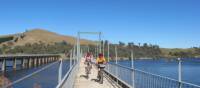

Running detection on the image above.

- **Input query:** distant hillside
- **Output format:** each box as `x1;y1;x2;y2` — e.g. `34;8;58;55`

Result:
1;29;200;58
0;29;95;46
161;48;200;58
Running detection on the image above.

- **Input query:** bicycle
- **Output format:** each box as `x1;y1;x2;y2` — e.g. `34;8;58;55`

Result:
97;64;106;84
85;61;92;79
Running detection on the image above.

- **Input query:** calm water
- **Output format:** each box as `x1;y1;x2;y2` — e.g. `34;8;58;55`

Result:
114;58;200;85
1;58;200;88
0;60;72;88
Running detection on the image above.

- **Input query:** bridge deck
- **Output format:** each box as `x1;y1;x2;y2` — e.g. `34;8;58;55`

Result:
73;58;118;88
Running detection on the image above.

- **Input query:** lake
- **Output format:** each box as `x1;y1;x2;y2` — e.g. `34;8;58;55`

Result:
112;58;200;86
0;60;72;88
1;58;200;88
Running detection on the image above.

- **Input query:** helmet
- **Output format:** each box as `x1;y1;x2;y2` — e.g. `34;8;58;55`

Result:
86;52;91;57
99;53;103;57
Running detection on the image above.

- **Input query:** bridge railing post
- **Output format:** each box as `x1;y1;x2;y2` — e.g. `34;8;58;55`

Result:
178;58;182;88
72;49;74;66
99;32;102;53
115;45;118;84
131;51;135;88
70;50;72;69
103;40;104;56
58;58;63;84
107;41;110;73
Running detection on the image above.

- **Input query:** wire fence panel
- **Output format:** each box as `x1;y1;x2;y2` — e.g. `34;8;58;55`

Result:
105;63;200;88
1;60;72;88
58;62;78;88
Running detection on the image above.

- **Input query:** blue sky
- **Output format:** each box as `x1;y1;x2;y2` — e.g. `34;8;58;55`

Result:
0;0;200;48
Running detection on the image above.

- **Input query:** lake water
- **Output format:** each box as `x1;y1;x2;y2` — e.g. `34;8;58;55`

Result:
112;58;200;86
0;60;72;88
1;58;200;88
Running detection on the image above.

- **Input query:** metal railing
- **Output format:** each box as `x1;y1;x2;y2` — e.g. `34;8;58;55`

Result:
56;60;79;88
56;45;81;88
105;63;200;88
0;54;60;58
0;51;74;88
1;60;63;88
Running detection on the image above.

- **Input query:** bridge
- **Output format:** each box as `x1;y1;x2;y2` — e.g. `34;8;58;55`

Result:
0;54;60;72
1;32;200;88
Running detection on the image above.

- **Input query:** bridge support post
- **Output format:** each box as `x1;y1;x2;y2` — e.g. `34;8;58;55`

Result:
29;58;32;68
41;58;43;64
49;57;50;63
25;59;28;68
43;57;46;64
47;57;49;63
44;57;46;64
51;57;53;62
49;57;52;63
48;57;50;63
21;58;26;69
26;59;28;68
49;57;51;63
56;57;58;61
1;59;6;72
43;58;45;64
46;57;48;64
34;58;37;67
13;58;17;70
44;58;46;64
38;58;41;66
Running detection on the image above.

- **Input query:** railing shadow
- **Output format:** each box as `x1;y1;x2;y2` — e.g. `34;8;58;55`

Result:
91;79;99;82
80;75;89;79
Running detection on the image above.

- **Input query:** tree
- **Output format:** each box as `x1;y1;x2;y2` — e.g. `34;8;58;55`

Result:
128;42;134;48
119;41;125;47
143;43;148;47
104;40;108;45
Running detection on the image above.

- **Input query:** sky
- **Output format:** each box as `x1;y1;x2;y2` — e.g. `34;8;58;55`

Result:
0;0;200;48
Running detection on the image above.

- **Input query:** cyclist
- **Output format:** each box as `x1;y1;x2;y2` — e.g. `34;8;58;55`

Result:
84;52;93;79
96;53;106;84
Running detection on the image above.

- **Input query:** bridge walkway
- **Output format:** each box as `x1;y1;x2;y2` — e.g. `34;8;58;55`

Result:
73;58;119;88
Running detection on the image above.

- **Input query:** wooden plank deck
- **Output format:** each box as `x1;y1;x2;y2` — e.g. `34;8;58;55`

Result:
73;58;118;88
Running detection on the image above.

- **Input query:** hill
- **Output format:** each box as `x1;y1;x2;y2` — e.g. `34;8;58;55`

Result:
0;29;199;58
161;48;200;58
0;29;95;46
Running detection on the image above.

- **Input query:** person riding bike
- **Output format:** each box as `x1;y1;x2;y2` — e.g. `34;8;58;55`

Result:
84;52;93;79
96;53;106;84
